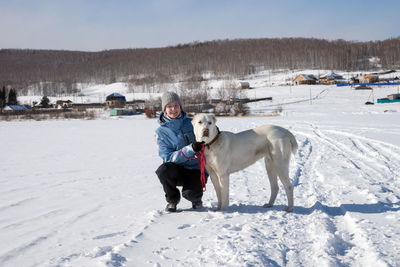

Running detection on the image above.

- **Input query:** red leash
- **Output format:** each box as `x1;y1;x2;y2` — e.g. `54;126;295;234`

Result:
197;144;207;192
180;145;207;192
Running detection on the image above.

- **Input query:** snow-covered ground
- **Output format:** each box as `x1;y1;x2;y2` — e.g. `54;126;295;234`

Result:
16;69;400;106
1;81;400;266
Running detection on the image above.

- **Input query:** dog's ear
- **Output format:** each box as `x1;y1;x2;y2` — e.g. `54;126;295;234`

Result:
191;114;198;126
211;114;217;124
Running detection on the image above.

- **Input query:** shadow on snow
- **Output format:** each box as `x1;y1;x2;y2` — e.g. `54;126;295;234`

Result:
222;201;399;216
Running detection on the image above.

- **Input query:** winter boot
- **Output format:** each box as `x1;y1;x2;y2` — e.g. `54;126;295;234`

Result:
165;202;177;212
192;201;204;210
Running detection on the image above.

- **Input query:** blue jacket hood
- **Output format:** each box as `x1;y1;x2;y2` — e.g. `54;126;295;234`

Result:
155;112;199;169
158;112;186;130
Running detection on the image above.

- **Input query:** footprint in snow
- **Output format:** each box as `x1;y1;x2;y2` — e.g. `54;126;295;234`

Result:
177;224;192;229
222;223;243;231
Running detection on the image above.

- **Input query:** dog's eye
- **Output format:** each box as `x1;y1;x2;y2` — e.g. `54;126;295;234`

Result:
198;121;202;124
208;122;212;125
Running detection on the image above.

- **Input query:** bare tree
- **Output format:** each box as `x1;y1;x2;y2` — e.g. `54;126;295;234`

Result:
1;37;400;96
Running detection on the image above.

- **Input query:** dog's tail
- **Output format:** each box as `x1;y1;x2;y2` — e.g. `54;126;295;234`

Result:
288;131;298;156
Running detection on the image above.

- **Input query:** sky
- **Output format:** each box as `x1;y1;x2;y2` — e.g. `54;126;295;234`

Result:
1;0;400;51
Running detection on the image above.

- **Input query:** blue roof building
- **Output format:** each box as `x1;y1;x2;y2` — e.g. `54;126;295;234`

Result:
106;93;126;108
321;72;343;80
3;105;31;111
106;93;126;101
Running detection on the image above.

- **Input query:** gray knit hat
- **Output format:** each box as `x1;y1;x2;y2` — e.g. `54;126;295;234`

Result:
161;91;182;111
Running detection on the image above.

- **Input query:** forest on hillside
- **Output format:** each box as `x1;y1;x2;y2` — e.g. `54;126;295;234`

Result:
1;37;400;96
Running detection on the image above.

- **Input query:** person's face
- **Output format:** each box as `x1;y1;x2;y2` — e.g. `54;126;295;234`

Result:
165;101;181;119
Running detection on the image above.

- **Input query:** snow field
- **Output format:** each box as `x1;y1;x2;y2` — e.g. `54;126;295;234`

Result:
1;84;400;266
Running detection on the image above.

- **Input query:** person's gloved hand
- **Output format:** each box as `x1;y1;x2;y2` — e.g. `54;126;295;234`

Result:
192;141;205;152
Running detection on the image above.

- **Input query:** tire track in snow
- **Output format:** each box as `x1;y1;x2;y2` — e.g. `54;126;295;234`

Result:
326;129;400;183
0;209;65;230
285;132;357;266
291;132;335;206
110;210;217;267
335;214;387;267
0;197;37;213
297;124;399;266
0;234;56;266
291;136;312;187
55;209;165;267
311;126;400;202
1;204;107;266
331;131;400;181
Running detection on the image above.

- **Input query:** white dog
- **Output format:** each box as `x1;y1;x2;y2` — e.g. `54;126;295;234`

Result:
192;114;298;212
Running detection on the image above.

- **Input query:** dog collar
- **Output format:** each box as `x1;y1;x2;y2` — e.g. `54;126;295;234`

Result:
205;127;220;149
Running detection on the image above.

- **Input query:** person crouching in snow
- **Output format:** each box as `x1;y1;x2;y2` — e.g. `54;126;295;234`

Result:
155;91;206;212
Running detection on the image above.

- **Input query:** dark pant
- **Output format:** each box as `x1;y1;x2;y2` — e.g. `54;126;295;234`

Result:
156;162;205;204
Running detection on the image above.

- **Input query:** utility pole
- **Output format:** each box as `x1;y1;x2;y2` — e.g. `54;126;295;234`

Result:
269;70;271;86
372;88;375;103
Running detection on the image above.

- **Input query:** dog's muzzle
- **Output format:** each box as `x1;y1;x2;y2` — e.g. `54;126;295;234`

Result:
202;128;209;137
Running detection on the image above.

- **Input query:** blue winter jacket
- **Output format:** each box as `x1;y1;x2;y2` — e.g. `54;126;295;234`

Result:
155;112;199;170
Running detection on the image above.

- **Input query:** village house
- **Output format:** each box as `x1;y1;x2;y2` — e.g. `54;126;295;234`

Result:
72;103;106;112
377;93;400;103
388;93;400;100
3;105;31;111
55;100;73;109
293;74;318;85
106;93;126;108
319;72;344;85
350;76;360;83
126;100;146;111
236;81;250;89
359;74;379;83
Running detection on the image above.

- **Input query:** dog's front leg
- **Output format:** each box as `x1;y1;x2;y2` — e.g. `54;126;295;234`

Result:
208;169;222;210
219;174;230;210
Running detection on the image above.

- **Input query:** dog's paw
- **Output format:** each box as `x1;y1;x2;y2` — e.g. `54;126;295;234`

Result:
283;206;293;212
263;203;273;208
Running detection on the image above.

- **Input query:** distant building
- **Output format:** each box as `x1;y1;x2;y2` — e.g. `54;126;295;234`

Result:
236;81;250;89
350;77;360;83
126;100;146;111
293;74;318;85
320;72;344;85
388;94;400;100
106;93;126;108
3;105;31;111
72;103;106;111
359;74;379;83
55;100;73;109
109;108;138;116
377;93;400;103
354;85;372;90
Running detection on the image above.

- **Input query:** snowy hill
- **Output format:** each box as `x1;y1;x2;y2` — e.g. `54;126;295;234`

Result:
1;74;400;266
16;69;400;107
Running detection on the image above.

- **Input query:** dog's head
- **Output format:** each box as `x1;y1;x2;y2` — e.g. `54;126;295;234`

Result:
192;113;218;143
